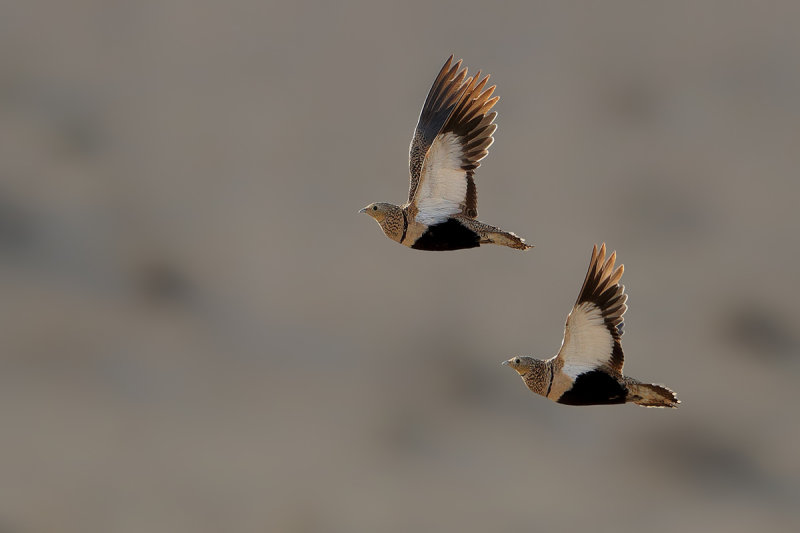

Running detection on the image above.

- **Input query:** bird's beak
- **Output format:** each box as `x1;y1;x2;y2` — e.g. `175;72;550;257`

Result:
501;360;509;366
358;207;367;214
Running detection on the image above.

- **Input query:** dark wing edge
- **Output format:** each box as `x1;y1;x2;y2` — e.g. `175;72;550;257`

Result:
408;56;471;203
439;71;499;218
574;243;628;373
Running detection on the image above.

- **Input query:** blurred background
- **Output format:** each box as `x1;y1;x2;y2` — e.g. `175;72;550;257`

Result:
1;1;799;531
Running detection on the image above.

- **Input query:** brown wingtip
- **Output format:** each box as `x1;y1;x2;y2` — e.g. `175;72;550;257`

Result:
575;242;628;322
604;250;617;272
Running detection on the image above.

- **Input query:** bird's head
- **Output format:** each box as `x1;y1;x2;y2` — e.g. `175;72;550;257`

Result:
358;202;396;223
502;356;536;376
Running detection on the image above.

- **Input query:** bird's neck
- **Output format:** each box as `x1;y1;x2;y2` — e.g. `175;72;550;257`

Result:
380;207;407;243
523;359;552;397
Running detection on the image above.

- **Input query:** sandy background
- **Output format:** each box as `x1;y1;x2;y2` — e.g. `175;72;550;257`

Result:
1;1;799;531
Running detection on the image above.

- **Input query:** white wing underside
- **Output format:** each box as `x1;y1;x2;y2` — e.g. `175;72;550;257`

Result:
558;302;615;380
415;132;467;225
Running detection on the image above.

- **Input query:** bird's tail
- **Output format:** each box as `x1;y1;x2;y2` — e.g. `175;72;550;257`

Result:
486;230;532;250
626;381;680;408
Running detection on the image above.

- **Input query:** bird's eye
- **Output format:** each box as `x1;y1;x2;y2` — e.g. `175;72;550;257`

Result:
372;205;378;211
514;358;520;365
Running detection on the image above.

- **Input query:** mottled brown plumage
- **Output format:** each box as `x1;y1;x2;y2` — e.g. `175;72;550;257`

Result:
360;56;532;251
502;244;680;408
363;202;405;242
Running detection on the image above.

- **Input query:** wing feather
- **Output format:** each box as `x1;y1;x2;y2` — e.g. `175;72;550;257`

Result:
556;244;628;378
408;56;471;204
408;57;499;223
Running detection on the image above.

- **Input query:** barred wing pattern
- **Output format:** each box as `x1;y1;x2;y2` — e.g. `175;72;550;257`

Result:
556;244;627;379
408;56;499;225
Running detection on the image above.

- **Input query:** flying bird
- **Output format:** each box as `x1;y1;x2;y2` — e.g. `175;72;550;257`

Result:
502;244;679;407
359;56;532;251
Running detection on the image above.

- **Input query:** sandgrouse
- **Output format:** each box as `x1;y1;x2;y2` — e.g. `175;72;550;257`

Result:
359;56;531;251
503;244;679;407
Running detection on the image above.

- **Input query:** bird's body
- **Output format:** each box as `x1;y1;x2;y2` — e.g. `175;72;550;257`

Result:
360;56;531;251
503;244;679;408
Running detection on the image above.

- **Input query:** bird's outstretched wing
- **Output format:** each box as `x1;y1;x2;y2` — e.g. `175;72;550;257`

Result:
407;56;499;224
555;244;627;379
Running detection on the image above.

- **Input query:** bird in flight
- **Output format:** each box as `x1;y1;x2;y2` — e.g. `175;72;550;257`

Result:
359;56;532;251
502;244;679;407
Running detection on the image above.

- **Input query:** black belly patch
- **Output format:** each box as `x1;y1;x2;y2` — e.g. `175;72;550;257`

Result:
411;219;481;251
557;370;627;406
